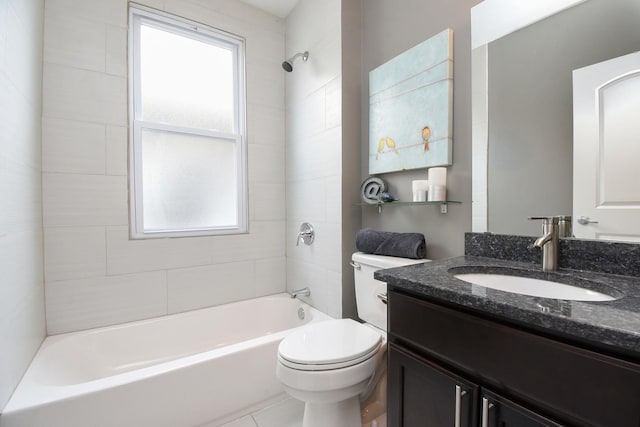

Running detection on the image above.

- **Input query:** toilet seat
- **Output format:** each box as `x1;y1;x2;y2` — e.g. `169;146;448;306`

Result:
278;319;382;371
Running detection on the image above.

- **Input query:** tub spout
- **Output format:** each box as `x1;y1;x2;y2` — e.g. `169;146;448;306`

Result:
290;287;310;299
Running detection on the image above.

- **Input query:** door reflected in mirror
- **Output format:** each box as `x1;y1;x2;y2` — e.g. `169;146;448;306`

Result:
472;0;640;240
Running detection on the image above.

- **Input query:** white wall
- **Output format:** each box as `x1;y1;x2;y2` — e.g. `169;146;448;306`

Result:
285;0;342;318
42;0;287;334
0;0;46;412
285;0;362;319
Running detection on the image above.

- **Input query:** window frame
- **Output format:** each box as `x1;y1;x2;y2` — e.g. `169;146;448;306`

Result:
128;4;248;239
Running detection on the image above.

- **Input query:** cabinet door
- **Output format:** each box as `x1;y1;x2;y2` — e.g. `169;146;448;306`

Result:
481;390;563;427
389;290;640;426
388;343;478;427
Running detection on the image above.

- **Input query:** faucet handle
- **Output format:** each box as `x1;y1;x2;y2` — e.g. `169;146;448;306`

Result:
296;222;315;246
528;216;559;225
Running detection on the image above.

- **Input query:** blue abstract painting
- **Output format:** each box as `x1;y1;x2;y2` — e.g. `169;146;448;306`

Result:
369;29;453;174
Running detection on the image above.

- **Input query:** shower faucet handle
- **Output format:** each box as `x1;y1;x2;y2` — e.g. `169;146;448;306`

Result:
296;222;315;246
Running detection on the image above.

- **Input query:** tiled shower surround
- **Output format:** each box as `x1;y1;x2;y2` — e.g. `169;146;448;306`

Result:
42;0;287;334
40;0;363;335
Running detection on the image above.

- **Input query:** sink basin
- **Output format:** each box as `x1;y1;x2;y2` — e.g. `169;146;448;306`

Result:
453;273;618;302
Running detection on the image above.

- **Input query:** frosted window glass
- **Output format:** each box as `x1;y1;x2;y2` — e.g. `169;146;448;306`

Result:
141;129;238;231
140;25;234;132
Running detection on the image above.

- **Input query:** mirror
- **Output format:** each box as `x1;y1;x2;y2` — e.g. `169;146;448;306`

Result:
471;0;640;238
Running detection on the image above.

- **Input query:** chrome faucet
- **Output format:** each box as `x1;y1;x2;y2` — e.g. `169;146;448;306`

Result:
290;287;311;299
296;223;315;246
529;216;560;272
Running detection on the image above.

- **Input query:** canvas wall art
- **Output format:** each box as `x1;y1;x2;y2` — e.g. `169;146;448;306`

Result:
369;29;453;174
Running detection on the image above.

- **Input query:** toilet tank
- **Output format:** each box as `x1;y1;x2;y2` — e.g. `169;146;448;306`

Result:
351;252;428;331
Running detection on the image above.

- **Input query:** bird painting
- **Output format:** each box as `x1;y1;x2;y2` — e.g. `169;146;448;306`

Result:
385;137;399;154
375;138;385;160
375;136;400;160
422;126;431;151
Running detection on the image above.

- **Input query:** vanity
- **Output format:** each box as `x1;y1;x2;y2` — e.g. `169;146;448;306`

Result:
377;233;640;426
375;1;640;423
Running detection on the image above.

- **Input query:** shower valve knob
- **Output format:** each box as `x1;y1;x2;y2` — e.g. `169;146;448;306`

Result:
296;223;315;246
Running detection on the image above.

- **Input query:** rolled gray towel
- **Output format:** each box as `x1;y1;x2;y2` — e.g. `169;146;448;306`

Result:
355;228;426;259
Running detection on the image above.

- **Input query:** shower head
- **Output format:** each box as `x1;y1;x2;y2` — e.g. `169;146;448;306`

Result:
282;51;309;72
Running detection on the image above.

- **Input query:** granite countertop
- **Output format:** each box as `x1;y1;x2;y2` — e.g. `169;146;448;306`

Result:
376;255;640;361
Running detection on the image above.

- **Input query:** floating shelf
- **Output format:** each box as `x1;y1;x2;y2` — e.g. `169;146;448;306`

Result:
357;200;462;214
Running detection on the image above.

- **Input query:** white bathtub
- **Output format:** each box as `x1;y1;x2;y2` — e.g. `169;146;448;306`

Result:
1;294;331;427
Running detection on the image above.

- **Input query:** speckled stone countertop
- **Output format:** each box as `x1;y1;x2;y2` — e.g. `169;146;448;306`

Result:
376;256;640;361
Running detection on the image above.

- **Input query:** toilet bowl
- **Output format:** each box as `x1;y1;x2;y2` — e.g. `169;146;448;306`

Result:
276;252;428;427
276;319;384;427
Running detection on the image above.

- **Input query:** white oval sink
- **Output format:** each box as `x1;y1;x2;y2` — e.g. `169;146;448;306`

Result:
454;273;617;301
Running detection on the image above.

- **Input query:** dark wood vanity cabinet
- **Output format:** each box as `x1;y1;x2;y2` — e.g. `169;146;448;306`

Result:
389;344;561;427
387;290;640;427
388;343;478;426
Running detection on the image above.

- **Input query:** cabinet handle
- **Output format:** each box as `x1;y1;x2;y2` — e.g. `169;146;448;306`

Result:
481;397;495;427
454;385;467;427
377;292;388;304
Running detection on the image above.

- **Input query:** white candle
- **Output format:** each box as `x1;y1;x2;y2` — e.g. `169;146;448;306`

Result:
412;180;429;202
428;167;447;187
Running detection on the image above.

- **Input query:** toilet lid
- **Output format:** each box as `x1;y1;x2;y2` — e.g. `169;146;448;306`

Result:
278;319;382;369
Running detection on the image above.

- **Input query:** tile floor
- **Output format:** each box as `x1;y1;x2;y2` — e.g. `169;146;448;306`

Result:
221;397;304;427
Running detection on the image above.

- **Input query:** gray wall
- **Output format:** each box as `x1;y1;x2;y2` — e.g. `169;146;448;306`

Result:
487;0;640;236
361;0;481;260
341;0;363;318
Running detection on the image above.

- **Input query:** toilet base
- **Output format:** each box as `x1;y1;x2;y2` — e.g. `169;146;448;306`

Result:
302;396;361;427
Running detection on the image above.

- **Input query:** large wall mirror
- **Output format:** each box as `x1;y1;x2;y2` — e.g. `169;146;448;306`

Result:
471;0;640;240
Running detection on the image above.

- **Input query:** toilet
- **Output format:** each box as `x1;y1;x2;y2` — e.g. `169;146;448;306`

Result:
276;252;428;427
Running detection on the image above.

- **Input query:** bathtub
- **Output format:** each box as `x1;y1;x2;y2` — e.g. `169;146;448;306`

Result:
1;294;331;427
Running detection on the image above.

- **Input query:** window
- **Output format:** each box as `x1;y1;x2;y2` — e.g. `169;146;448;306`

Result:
129;5;247;238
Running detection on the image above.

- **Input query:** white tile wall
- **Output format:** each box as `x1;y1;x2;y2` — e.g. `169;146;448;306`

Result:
4;1;43;101
106;226;213;275
326;270;343;319
0;0;45;412
286;221;341;274
286;258;329;314
44;226;106;281
247;104;285;147
255;257;287;296
105;25;126;76
43;12;107;72
209;221;286;264
45;271;168;335
2;160;42;230
324;77;341;130
286;178;327;223
45;0;126;27
246;60;286;109
168;261;257;313
0;4;7;71
105;125;127;175
248;144;286;184
250;183;286;221
324;175;342;224
42;117;106;174
43;63;127;125
43;173;128;227
285;0;344;317
0;74;42;168
42;0;288;334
